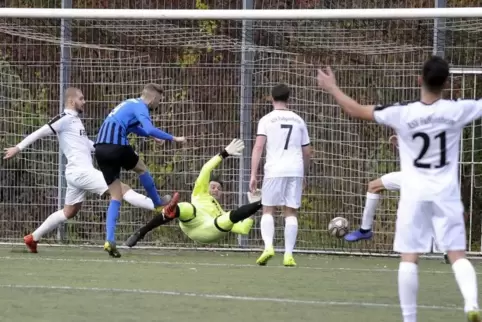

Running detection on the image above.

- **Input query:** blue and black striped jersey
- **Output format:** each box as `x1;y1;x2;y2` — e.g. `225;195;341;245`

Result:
95;98;174;145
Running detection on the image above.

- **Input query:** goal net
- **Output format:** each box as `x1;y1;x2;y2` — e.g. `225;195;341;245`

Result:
1;5;482;255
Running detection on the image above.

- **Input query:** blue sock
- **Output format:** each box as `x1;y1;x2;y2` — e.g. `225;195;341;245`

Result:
139;172;163;207
106;200;121;242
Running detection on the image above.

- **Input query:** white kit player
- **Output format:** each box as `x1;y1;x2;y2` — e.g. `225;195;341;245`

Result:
345;135;401;242
250;84;312;267
317;56;480;322
3;87;168;253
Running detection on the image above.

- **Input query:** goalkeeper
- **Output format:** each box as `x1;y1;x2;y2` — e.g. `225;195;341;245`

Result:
124;138;261;247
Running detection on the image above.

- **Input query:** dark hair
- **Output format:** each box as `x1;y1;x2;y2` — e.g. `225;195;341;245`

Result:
271;84;290;102
422;56;449;93
209;174;223;187
144;83;164;95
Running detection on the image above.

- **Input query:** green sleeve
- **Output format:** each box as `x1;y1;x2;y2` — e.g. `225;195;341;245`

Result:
192;155;223;196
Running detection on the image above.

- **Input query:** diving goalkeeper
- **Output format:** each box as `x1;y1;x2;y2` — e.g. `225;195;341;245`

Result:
124;138;261;247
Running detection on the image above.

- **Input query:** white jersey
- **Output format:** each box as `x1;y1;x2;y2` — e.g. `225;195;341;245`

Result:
17;109;94;170
374;99;482;201
257;109;310;178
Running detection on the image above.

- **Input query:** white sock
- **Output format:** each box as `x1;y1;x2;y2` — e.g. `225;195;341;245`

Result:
452;258;479;312
32;210;68;241
398;262;418;322
260;214;274;249
360;192;380;230
123;189;154;210
284;216;298;256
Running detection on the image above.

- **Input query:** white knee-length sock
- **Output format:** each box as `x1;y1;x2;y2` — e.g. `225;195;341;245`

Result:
284;216;298;256
32;210;68;241
360;192;380;230
122;189;154;210
260;214;274;249
398;262;418;322
452;258;479;312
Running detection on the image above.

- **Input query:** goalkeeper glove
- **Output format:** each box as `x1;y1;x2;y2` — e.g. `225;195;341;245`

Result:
220;139;245;158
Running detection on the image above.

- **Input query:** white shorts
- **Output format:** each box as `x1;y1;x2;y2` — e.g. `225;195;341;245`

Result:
64;168;108;205
380;171;401;191
261;177;303;209
394;199;466;253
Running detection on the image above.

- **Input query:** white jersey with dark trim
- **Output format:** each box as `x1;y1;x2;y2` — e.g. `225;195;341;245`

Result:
17;109;94;170
373;99;482;200
256;109;310;178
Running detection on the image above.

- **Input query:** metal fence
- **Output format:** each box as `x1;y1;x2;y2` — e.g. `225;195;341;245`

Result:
1;0;482;254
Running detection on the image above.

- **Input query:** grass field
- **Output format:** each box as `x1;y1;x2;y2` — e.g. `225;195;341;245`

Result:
0;246;478;322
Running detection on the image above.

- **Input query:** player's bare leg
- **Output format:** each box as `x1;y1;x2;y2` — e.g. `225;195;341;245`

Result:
344;178;383;242
24;203;81;253
398;253;419;322
446;250;480;321
257;205;276;266
104;179;123;258
283;207;298;267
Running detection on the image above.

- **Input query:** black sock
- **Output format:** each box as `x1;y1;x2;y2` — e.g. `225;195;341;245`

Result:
229;201;262;223
359;228;371;234
139;215;173;237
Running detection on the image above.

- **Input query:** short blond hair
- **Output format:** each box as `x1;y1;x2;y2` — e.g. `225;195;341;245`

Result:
143;83;163;95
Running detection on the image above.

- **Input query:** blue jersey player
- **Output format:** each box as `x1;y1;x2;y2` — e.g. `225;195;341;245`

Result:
94;83;185;258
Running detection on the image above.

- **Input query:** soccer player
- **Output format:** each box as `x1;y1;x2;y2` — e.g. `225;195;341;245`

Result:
94;83;185;258
345;135;401;242
124;139;259;247
3;87;168;253
317;56;480;322
250;84;312;267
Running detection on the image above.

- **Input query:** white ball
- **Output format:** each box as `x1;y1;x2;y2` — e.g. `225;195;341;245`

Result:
328;217;349;238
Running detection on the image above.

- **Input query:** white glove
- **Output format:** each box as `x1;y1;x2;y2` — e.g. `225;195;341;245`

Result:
247;189;261;203
225;139;245;156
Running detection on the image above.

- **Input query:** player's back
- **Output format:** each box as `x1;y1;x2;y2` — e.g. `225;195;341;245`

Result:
258;110;309;178
96;98;148;145
394;99;471;200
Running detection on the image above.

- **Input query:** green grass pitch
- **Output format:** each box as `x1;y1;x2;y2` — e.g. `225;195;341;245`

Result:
0;246;477;321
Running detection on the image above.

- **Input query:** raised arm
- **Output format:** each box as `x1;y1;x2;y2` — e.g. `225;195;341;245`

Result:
4;114;66;159
192;139;245;196
192;154;223;196
317;67;375;121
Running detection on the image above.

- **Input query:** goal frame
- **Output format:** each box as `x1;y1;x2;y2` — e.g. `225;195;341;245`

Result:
3;7;482;259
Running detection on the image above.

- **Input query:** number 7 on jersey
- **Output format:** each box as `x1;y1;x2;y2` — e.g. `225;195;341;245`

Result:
281;124;293;150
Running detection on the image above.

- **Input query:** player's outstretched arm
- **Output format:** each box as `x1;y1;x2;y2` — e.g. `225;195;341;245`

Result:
317;67;375;121
133;107;185;143
3;118;64;159
192;139;244;196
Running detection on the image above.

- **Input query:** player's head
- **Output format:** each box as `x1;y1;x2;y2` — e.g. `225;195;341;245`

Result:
271;84;290;106
209;174;223;200
64;87;85;113
419;56;449;94
141;83;164;110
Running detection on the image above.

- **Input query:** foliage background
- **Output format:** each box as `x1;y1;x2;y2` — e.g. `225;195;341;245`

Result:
1;0;482;252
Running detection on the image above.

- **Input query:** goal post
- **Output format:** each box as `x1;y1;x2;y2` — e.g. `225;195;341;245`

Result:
1;7;482;256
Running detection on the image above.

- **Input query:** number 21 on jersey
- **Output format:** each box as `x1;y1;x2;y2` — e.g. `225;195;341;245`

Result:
412;131;448;169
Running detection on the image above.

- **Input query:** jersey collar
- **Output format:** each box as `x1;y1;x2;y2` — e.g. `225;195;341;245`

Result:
63;108;79;116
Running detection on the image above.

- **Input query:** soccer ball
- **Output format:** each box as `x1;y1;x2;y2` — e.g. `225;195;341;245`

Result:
328;217;349;238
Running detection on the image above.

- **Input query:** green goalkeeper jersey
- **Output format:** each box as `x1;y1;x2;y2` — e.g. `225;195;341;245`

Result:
178;155;227;242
